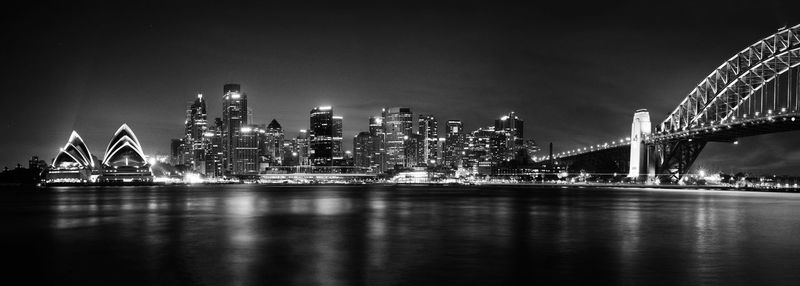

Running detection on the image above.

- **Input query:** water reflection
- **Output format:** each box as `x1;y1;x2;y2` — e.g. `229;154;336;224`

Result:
3;186;800;285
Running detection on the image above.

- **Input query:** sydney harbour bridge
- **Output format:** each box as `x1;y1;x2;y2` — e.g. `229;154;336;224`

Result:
556;24;800;183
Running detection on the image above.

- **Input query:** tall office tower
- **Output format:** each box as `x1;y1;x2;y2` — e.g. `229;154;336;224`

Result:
281;139;297;166
444;120;465;168
186;94;208;141
333;115;344;160
494;111;524;139
255;124;269;172
264;119;285;166
204;121;224;178
309;106;334;166
494;111;526;161
233;125;260;174
403;133;424;167
170;138;183;165
465;127;496;174
295;130;310;165
382;107;413;169
353;131;373;168
222;83;247;174
185;94;209;172
418;114;439;166
368;116;385;172
177;139;193;166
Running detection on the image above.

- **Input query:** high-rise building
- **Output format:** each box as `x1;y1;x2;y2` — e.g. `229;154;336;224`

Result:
204;119;224;177
264;119;284;166
494;112;527;162
404;133;424;167
281;139;298;166
309;106;334;166
494;111;524;139
170;138;183;165
382;107;413;169
333;115;344;160
444;120;465;168
369;116;386;172
353;131;372;168
418;114;438;166
295;130;310;166
464;126;495;173
185;94;209;172
222;83;250;175
233;125;260;174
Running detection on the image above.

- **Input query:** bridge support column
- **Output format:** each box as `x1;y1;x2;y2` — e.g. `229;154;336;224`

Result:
627;109;652;181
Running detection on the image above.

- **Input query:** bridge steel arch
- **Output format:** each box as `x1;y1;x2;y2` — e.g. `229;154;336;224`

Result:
651;24;800;183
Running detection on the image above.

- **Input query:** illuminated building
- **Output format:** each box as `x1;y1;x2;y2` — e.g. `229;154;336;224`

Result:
444;120;465;168
353;131;372;168
222;83;247;174
203;118;224;177
403;133;424;167
418;114;439;166
98;124;153;183
46;131;95;183
464;127;495;175
170;138;182;165
264;119;285;166
494;111;524;138
309;106;334;166
295;130;310;166
333;115;344;160
281;139;298;166
369;116;386;172
185;93;209;173
382;107;413;169
232;125;260;174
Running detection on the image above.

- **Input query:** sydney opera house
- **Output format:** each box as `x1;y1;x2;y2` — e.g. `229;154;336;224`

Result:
45;124;153;184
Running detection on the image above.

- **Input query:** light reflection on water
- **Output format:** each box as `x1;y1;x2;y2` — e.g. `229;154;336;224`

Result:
3;186;800;285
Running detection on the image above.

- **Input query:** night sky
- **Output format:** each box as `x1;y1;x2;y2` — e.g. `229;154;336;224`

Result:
2;1;799;174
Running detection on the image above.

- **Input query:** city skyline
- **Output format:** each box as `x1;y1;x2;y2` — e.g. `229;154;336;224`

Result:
2;1;800;175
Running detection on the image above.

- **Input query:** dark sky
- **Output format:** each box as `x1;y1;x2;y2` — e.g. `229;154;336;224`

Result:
2;0;799;174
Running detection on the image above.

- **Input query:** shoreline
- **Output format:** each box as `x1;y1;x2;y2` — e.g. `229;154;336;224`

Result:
21;181;800;194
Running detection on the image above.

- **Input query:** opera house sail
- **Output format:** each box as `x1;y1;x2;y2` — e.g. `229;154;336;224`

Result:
45;131;95;184
98;124;153;183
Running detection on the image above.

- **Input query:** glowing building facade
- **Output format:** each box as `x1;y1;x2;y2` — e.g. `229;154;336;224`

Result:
99;124;153;183
382;107;413;169
46;131;95;183
418;114;439;166
222;83;247;174
309;106;334;166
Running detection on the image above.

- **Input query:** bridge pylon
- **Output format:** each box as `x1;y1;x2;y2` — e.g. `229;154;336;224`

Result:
627;109;652;182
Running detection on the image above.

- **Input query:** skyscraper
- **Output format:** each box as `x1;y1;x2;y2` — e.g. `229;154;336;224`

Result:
353;131;372;168
185;93;209;173
233;125;260;174
404;133;424;167
382;107;413;169
204;118;224;177
309;106;334;166
444;120;465;168
333;115;344;160
494;111;524;139
368;116;385;172
222;83;249;175
418;114;438;166
264;119;284;166
295;129;310;166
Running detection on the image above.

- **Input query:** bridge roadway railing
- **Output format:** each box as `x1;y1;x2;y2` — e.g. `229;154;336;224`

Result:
649;111;800;143
550;138;631;161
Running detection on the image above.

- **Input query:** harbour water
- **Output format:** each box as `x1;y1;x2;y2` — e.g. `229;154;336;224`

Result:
2;185;800;285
